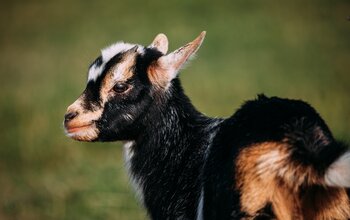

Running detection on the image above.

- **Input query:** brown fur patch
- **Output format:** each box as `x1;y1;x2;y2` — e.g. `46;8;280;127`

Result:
100;51;136;101
113;51;136;81
100;50;137;94
100;70;115;103
302;186;350;220
235;142;350;219
147;62;168;89
236;142;291;217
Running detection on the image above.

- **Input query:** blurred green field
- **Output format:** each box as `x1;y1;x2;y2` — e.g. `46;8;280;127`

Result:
0;0;349;219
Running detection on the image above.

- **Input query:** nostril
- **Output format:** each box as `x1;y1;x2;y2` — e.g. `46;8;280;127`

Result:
64;111;78;123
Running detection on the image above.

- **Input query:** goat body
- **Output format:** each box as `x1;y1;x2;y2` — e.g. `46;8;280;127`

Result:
64;32;350;219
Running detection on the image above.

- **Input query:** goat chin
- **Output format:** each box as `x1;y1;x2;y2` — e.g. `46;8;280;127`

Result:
65;124;99;142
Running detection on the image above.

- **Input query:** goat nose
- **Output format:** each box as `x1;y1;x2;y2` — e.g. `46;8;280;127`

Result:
64;111;78;123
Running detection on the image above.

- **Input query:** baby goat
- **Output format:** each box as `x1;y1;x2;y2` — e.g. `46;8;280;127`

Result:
64;32;350;219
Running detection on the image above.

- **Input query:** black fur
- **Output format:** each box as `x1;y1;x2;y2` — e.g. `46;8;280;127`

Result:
129;79;218;219
78;48;349;219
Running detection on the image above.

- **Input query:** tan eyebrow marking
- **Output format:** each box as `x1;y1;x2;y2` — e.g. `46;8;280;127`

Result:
99;52;137;103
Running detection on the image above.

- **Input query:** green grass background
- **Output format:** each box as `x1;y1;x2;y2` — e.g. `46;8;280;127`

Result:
1;0;349;219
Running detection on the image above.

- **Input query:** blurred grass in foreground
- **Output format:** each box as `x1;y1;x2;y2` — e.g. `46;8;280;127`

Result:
0;0;349;219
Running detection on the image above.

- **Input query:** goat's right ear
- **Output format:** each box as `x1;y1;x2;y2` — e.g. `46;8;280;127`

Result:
148;31;206;88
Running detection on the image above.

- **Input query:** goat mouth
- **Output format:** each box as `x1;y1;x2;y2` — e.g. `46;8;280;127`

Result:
65;123;93;134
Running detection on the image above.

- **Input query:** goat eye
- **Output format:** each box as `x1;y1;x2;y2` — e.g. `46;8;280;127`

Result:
113;82;129;93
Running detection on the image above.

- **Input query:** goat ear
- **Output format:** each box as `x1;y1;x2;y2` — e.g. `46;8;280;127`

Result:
149;33;168;55
148;31;206;88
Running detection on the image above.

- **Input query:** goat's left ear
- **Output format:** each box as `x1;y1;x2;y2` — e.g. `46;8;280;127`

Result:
148;31;206;88
149;33;169;55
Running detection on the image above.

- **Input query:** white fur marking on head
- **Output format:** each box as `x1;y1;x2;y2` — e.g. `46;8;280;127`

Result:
325;150;350;187
101;42;143;63
87;42;144;82
88;63;106;82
